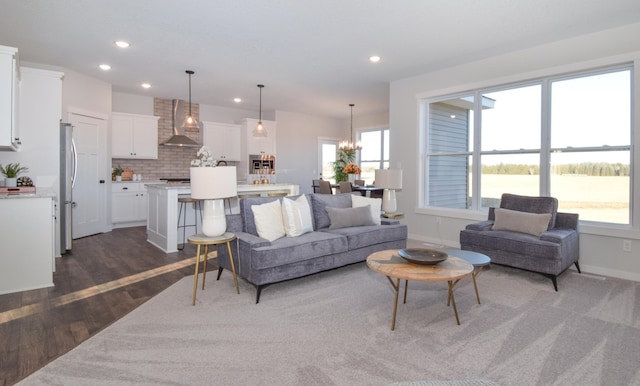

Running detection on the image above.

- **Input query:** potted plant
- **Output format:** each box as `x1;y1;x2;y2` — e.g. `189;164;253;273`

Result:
112;166;124;181
0;162;29;187
343;162;361;184
330;148;356;182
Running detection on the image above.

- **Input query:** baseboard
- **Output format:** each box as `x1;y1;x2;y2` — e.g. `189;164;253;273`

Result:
579;264;640;282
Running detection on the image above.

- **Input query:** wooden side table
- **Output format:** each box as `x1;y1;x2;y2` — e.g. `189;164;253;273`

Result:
188;232;239;305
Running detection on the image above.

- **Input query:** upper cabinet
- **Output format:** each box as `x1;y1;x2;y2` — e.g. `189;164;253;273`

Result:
201;121;241;161
112;112;159;159
0;45;20;151
240;118;276;156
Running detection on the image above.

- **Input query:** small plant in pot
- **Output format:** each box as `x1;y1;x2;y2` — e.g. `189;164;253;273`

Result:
112;166;124;181
0;162;29;187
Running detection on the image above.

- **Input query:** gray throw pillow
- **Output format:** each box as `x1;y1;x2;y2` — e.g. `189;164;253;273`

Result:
310;193;353;229
326;206;376;229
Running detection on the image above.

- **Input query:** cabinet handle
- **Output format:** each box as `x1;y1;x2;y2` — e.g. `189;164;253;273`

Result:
122;187;128;190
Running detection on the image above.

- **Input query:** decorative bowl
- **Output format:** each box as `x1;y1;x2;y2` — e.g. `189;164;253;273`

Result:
398;248;448;265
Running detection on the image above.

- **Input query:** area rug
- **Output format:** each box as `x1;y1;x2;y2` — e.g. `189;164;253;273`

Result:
18;261;640;385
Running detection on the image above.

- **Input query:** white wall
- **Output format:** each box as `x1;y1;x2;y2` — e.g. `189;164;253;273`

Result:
275;110;343;194
62;70;111;118
200;104;258;123
390;22;640;281
112;91;154;114
111;91;261;123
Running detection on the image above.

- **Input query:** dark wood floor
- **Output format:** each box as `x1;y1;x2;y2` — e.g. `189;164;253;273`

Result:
0;227;204;386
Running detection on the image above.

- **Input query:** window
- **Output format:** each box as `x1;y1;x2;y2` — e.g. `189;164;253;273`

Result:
359;128;389;184
423;66;632;225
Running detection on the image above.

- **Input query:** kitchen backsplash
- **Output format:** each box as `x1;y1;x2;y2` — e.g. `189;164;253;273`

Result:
112;98;238;180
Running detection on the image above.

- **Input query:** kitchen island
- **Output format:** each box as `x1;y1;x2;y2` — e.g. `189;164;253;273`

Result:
0;188;56;295
146;183;299;253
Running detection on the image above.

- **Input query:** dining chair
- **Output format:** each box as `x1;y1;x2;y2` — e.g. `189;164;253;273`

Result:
339;181;352;193
312;179;321;193
354;179;365;186
318;180;333;194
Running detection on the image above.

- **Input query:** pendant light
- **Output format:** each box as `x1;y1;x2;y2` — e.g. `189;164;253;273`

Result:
253;84;267;137
181;70;199;131
339;103;362;151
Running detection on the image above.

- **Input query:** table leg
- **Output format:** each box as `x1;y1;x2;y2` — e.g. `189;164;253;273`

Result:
227;241;240;294
202;245;208;290
472;266;485;304
448;280;461;325
192;244;202;306
403;280;409;304
385;276;401;331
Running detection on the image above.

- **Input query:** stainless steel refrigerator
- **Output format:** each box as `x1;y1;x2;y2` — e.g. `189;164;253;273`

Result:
60;122;76;254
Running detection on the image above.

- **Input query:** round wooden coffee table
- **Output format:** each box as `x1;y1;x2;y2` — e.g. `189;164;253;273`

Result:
367;249;474;330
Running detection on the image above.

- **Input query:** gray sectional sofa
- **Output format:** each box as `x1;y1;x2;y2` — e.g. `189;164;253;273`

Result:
216;193;408;302
459;193;580;291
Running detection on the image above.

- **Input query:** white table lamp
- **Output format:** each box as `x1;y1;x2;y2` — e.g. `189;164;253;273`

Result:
374;169;403;213
190;166;237;237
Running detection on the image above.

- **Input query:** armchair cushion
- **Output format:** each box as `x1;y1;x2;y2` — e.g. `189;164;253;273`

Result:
498;193;558;229
492;207;552;237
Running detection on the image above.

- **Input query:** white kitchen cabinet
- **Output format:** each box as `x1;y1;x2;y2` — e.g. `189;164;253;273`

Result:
0;45;20;151
240;118;276;156
0;195;54;295
112;182;148;227
201;121;241;161
112;112;159;159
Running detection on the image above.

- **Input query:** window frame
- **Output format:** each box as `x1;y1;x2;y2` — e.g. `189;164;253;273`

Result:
420;64;634;227
358;127;390;182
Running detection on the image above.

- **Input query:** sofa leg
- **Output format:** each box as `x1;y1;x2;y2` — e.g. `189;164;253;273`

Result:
216;267;224;280
256;286;263;304
551;276;558;291
574;261;582;273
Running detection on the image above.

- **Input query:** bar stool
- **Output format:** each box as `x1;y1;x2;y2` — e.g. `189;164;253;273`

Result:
177;196;203;250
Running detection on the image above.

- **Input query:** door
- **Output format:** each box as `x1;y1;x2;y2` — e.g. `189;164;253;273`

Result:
69;111;107;238
318;138;338;184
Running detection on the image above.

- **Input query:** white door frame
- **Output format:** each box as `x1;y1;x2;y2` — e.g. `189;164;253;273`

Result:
318;137;339;184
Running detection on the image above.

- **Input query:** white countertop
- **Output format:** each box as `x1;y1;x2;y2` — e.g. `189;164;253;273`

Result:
146;183;298;190
0;187;56;200
112;180;165;184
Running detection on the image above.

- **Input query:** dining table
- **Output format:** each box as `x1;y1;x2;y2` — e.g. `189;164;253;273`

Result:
328;183;384;197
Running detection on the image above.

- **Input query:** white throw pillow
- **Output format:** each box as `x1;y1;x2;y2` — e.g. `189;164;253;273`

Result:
492;208;552;237
251;200;285;241
351;195;382;225
281;195;313;237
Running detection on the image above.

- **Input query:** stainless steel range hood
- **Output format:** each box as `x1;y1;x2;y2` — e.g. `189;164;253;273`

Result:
162;99;199;147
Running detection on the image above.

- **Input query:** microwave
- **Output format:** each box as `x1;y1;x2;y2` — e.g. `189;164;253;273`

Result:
249;154;275;174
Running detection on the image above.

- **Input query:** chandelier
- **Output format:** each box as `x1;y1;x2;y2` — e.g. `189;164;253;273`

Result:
339;103;362;151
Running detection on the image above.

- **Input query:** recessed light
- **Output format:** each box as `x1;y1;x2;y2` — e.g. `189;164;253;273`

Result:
99;64;111;71
233;97;242;103
141;83;151;89
369;55;381;63
115;40;130;48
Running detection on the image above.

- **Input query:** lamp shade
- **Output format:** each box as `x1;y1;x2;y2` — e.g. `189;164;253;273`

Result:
190;166;237;199
374;169;403;189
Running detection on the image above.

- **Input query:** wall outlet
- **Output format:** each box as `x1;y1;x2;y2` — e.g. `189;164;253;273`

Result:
623;239;632;253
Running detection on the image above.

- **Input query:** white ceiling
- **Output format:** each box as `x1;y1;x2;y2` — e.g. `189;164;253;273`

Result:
1;0;639;119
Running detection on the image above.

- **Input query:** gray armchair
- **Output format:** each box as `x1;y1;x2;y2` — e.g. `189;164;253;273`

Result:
460;193;580;291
